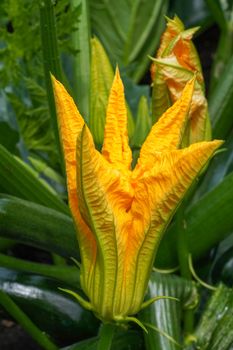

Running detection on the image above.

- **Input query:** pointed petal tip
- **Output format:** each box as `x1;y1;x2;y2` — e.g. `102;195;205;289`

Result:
210;139;224;150
189;139;224;160
114;65;122;83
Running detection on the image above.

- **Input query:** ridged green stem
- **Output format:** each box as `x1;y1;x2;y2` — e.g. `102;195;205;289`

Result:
0;290;58;350
0;253;80;287
97;323;116;350
39;0;64;171
177;205;194;336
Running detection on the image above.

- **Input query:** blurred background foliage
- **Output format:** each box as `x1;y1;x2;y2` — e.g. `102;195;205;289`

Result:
0;0;233;349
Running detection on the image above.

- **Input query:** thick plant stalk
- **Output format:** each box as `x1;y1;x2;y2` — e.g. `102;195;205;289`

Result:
177;205;194;335
97;323;116;350
39;0;64;168
0;253;80;287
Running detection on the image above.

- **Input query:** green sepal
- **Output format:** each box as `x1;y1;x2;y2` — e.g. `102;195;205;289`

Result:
59;287;93;311
114;315;148;334
141;296;179;311
90;36;114;145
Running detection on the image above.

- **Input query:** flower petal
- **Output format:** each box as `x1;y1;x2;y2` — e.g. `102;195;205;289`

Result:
76;125;123;318
52;76;96;294
128;139;223;312
102;67;132;170
152;56;209;144
137;77;195;169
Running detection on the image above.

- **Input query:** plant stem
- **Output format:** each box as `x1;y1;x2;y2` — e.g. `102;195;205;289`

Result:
97;323;116;350
177;205;194;335
0;253;80;287
0;290;58;350
39;0;64;171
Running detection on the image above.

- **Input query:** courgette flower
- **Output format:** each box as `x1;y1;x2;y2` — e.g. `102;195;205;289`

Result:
151;16;211;144
52;69;222;323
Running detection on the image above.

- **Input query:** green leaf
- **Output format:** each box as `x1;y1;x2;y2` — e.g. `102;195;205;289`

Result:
189;284;233;350
205;0;233;30
209;55;233;139
210;233;233;286
169;0;212;28
0;144;68;214
0;196;78;259
28;155;65;187
90;0;168;82
140;272;198;350
0;121;19;153
156;172;233;267
0;268;98;345
193;130;233;198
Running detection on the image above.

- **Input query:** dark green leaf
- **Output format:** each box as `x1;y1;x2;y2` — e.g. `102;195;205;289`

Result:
90;0;168;82
193;130;233;199
169;0;212;27
209;55;233;139
0;122;19;153
156;172;233;267
209;233;233;286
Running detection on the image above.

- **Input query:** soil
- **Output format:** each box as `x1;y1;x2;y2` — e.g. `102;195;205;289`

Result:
0;315;41;350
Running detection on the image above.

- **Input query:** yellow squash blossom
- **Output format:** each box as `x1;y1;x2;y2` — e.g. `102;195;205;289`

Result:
52;68;222;323
151;16;211;144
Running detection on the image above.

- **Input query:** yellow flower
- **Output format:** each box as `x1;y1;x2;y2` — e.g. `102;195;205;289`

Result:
151;16;211;144
52;68;222;323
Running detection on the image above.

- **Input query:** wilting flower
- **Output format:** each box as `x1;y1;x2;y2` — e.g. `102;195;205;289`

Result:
52;68;222;323
151;16;211;145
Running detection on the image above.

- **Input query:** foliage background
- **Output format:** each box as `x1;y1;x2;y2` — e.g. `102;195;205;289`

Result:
0;0;233;349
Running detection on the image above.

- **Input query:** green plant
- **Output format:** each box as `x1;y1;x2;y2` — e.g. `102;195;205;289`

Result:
0;1;233;349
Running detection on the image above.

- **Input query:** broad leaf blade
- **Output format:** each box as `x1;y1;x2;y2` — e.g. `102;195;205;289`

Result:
209;55;233;139
90;0;167;82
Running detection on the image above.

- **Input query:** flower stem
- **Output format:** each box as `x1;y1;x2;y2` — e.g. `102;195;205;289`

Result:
177;205;194;335
97;323;116;350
